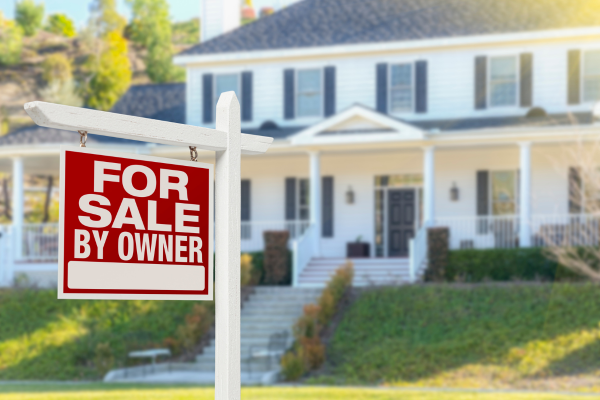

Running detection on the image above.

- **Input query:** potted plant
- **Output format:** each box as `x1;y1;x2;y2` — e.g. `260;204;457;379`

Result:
346;235;370;258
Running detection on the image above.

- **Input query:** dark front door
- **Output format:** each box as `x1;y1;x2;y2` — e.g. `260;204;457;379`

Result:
388;189;415;257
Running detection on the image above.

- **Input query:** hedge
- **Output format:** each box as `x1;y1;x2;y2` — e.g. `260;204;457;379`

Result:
443;247;582;282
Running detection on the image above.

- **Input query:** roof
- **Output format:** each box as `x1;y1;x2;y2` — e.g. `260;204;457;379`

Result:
180;0;600;56
0;83;186;147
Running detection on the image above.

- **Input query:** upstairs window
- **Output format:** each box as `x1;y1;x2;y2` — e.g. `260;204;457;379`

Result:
583;50;600;102
297;69;322;117
215;74;239;104
489;56;518;107
390;63;413;113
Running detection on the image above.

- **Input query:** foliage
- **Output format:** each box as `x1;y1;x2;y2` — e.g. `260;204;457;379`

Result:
89;0;126;37
93;343;114;377
0;288;214;379
41;54;72;84
86;30;131;111
126;0;184;83
15;0;44;37
0;12;24;66
425;227;449;282
39;79;83;107
45;13;76;38
280;345;306;381
240;253;253;286
328;283;600;388
444;248;582;282
171;304;214;355
172;18;200;45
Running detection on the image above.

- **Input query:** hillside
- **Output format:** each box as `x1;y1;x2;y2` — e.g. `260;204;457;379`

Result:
322;283;600;392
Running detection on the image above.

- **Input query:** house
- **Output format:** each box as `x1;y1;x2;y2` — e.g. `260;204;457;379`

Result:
1;0;600;287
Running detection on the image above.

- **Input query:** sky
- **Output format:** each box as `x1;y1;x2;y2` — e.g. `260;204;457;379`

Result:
0;0;283;27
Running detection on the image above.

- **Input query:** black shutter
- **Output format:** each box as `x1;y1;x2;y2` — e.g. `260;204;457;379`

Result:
322;176;334;237
241;71;253;122
285;177;296;220
241;179;251;221
476;170;489;234
376;63;388;113
569;167;582;214
284;69;295;120
568;50;581;105
324;66;336;117
202;73;213;123
415;60;428;113
474;56;487;110
520;53;533;107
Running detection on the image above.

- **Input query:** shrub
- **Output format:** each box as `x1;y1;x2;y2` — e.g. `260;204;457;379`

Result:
45;13;76;37
94;342;114;377
300;336;325;370
281;346;306;381
174;304;213;354
424;227;449;282
0;12;23;66
445;248;582;282
263;231;290;284
240;253;252;287
39;79;83;107
15;0;44;37
41;53;72;84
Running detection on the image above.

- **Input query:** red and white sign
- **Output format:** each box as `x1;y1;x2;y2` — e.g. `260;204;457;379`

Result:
58;146;213;300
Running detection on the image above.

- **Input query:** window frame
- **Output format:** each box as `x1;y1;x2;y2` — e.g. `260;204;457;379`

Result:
582;49;600;104
295;68;324;118
488;55;520;108
388;62;415;114
489;170;519;216
213;73;240;106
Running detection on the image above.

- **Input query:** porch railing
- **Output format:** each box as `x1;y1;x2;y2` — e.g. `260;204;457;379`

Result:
530;214;600;247
241;220;310;252
291;223;316;287
434;215;520;250
21;223;60;261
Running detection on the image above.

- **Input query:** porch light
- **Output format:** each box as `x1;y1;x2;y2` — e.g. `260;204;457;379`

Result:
450;182;459;201
346;186;355;204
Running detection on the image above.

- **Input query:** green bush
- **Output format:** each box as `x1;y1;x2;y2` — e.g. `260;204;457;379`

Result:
444;248;582;282
15;0;44;37
0;13;23;66
45;13;76;37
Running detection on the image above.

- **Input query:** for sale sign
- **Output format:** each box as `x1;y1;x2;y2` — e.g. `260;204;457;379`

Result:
58;146;213;300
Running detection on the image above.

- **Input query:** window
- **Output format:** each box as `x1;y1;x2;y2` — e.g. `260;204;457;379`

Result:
489;56;517;107
215;74;239;104
297;69;322;117
490;171;517;215
298;178;310;220
583;50;600;102
390;63;413;113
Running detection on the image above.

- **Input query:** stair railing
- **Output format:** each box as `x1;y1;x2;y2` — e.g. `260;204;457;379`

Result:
409;225;428;282
291;223;316;287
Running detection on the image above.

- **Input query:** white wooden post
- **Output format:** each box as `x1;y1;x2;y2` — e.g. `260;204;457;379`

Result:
12;157;24;261
423;146;435;226
214;92;241;400
519;142;532;247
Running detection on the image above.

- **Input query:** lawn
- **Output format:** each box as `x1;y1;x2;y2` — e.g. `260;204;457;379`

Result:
0;384;598;400
325;283;600;391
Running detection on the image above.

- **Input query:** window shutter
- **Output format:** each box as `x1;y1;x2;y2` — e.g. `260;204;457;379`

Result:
520;53;533;107
376;63;388;113
568;50;581;105
569;167;582;214
476;170;489;234
284;69;295;120
322;176;334;237
324;66;336;117
285;177;296;220
415;60;428;113
202;73;214;123
241;179;251;221
474;56;487;110
241;71;253;122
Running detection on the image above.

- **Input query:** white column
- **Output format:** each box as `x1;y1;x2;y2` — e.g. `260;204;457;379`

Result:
423;146;435;226
12;157;24;261
519;142;532;247
214;93;241;400
309;151;321;257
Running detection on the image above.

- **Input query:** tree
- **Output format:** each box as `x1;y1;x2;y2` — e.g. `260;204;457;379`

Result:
172;18;200;45
41;54;72;84
45;13;76;37
127;0;185;83
15;0;44;37
86;30;131;111
89;0;126;38
0;12;23;66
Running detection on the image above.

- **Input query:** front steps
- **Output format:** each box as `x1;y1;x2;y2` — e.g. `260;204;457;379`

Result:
298;257;412;287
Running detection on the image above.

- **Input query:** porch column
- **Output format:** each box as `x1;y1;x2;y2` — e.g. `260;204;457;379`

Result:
12;157;24;260
519;142;532;247
423;146;435;226
309;151;321;257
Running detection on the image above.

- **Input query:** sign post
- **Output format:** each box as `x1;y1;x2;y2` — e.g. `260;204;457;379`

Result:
25;92;271;400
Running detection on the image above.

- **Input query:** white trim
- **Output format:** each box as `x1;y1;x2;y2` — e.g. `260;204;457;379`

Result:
174;27;600;66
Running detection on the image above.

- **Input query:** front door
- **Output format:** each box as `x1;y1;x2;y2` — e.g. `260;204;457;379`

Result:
388;189;415;257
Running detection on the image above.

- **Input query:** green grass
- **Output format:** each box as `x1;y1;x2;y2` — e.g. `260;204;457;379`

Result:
0;384;597;400
326;283;600;391
0;289;214;380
